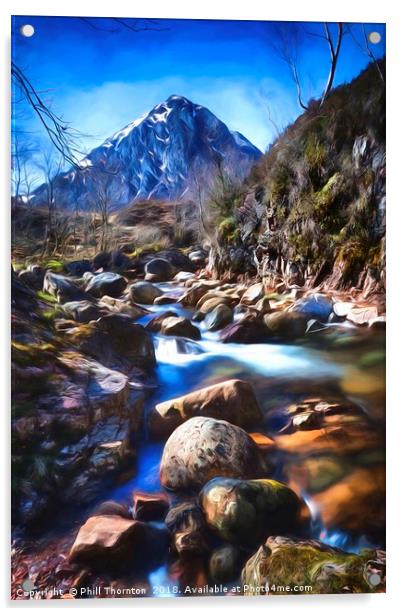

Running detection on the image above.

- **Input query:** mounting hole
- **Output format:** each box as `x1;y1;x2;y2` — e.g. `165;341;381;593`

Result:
368;31;381;44
20;24;35;38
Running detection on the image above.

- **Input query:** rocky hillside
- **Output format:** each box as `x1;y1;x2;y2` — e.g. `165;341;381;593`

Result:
31;95;261;210
211;60;385;300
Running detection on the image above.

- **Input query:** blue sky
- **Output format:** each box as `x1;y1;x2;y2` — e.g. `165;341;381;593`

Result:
12;16;385;180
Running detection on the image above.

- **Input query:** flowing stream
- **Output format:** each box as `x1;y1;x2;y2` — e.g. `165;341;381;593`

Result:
101;282;385;593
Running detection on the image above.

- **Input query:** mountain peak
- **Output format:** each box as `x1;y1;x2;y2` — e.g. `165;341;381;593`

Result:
32;97;262;209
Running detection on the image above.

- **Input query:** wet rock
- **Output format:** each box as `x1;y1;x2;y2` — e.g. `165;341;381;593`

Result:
61;300;103;323
240;283;264;306
242;536;385;594
94;314;156;369
264;311;309;340
160;316;201;341
98;295;148;319
160;417;267;491
153;294;179;305
69;314;156;370
129;281;163;304
145;310;178;333
133;491;169;521
165;500;209;554
85;272;127;298
179;283;212;307
220;315;268;343
145;258;176;282
149;379;262;438
65;260;92;276
200;478;304;547
197;291;239;312
291;293;333;321
43;272;86;303
204;304;233;331
347;305;378;326
209;545;243;583
69;515;168;571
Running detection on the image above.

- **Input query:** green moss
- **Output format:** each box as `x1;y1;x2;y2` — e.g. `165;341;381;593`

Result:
44;259;65;273
218;216;240;244
242;539;384;594
36;290;57;304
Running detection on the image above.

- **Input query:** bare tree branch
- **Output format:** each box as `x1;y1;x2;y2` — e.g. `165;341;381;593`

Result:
320;23;344;106
11;62;84;167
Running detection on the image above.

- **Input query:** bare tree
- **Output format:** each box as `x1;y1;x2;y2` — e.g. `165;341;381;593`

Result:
272;24;308;111
272;22;345;110
320;23;344;106
37;151;64;256
12;63;85;168
90;170;118;251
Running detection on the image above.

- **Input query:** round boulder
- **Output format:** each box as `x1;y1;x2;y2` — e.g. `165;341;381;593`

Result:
145;258;176;282
160;416;267;491
85;272;127;298
204;304;233;331
200;477;305;547
129;281;163;304
160;316;201;340
264;311;309;340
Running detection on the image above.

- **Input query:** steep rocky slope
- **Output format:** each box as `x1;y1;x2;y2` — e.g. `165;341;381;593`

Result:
211;61;385;300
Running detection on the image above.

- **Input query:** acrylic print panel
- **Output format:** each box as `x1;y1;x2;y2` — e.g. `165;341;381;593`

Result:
11;15;386;600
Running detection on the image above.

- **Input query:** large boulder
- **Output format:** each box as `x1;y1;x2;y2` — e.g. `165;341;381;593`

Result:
149;379;262;438
69;314;156;370
85;272;127;298
160;316;201;341
242;536;385;594
220;315;269;343
264;311;309;340
129;281;163;304
200;478;304;547
94;314;156;368
160;416;267;491
204;304;233;331
43;272;86;303
61;300;103;323
145;258;176;282
69;515;168;570
291;293;333;321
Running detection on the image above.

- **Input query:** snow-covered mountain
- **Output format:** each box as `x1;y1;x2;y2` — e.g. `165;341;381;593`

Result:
32;95;262;209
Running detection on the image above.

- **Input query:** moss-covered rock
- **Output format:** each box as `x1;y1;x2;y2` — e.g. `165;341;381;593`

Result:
241;536;385;594
200;477;305;547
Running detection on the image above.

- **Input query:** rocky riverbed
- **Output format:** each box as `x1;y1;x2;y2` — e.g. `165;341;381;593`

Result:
11;249;386;599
